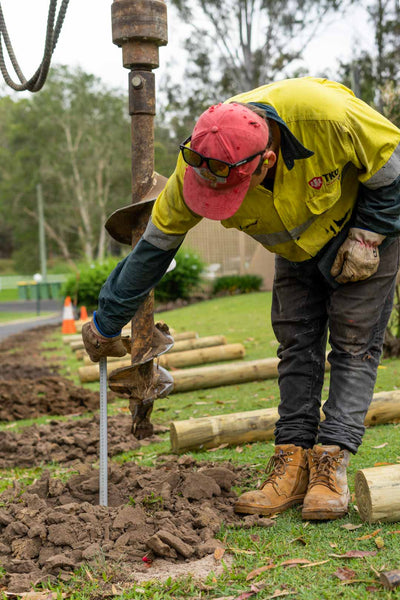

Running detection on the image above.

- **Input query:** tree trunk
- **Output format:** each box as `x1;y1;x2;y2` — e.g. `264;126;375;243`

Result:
23;207;76;269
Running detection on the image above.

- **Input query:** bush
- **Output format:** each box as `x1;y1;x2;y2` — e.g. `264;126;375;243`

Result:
212;274;263;296
155;247;205;302
61;257;120;310
61;247;205;310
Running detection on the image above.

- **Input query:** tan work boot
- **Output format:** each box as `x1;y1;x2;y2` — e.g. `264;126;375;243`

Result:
235;444;309;516
302;445;350;520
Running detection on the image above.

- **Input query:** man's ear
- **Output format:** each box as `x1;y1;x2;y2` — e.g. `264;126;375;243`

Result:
264;149;277;169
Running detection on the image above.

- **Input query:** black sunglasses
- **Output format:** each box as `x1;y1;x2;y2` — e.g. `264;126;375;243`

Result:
179;136;266;178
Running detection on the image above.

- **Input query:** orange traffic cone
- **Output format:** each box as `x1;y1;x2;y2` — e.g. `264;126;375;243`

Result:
61;296;77;334
79;305;89;321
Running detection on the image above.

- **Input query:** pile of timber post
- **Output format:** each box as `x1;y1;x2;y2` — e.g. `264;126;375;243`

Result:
169;390;400;452
78;344;246;382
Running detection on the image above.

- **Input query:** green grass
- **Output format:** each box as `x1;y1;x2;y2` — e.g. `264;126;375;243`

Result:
2;291;400;599
0;311;53;323
0;288;19;302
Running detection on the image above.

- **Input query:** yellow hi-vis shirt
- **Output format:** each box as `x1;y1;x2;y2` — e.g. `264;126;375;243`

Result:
147;77;400;262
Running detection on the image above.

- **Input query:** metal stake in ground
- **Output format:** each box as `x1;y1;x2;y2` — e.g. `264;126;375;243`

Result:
99;357;108;507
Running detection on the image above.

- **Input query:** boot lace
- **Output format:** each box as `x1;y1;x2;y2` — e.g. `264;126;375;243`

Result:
260;449;293;491
308;451;342;491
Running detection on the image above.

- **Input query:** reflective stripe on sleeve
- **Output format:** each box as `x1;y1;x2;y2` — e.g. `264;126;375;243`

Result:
364;142;400;190
143;218;186;250
251;215;318;246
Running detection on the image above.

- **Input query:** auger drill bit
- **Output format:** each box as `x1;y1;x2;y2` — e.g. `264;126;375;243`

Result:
107;0;172;439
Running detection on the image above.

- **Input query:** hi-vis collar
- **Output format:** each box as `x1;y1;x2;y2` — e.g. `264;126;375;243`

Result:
248;102;314;170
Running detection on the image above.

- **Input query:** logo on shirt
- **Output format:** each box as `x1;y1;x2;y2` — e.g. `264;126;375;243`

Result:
308;176;323;190
308;168;340;190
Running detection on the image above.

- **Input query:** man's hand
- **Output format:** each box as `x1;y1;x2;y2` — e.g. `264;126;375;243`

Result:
330;227;386;284
82;320;130;363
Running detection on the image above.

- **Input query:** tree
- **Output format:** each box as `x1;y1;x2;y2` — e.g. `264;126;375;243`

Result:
339;0;399;105
0;66;132;269
161;0;354;138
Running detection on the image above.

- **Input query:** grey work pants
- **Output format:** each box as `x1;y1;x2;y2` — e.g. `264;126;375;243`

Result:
271;238;400;453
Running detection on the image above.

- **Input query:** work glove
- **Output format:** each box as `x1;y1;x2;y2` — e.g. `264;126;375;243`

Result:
330;227;386;284
82;319;130;363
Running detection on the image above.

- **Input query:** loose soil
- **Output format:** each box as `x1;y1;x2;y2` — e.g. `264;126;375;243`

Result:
0;327;106;421
0;414;167;468
0;326;270;595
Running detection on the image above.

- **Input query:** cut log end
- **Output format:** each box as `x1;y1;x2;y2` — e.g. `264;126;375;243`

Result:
354;470;373;523
355;464;400;523
380;570;400;590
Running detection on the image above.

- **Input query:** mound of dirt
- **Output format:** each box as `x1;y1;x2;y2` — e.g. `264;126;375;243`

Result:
0;326;108;420
0;458;273;594
0;414;167;468
0;377;105;422
0;325;273;595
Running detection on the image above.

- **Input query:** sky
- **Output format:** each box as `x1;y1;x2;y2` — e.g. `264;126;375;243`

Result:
0;0;372;97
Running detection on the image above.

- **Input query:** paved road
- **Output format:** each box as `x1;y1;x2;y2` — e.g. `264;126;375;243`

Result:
0;300;63;341
0;299;62;312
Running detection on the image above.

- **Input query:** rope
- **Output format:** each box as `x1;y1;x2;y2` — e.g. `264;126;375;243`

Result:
0;0;70;92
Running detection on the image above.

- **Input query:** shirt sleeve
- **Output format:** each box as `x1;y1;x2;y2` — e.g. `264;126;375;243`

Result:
355;171;400;235
344;96;400;235
95;237;182;336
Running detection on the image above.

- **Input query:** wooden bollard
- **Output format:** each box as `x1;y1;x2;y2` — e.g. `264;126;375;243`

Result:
170;390;400;452
363;390;400;426
165;334;226;353
171;331;198;341
81;335;228;365
355;463;400;523
164;343;244;369
78;344;245;383
71;329;199;352
171;357;282;392
380;570;400;590
63;333;83;344
170;407;278;452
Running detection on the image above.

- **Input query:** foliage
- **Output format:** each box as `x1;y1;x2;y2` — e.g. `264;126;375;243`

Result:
154;120;181;178
61;247;205;309
61;257;121;310
381;81;400;127
212;273;263;296
155;247;205;302
0;66;132;268
163;0;353;133
0;258;14;274
339;0;400;107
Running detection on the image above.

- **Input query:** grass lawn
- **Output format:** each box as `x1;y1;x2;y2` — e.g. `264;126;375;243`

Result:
0;312;53;323
0;289;19;302
5;291;400;599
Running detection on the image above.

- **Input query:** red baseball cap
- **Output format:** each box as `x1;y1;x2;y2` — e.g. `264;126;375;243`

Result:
183;102;269;220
